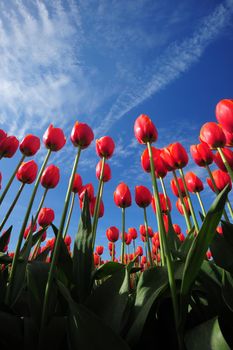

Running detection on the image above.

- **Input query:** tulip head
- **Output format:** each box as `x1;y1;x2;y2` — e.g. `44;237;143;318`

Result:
207;169;232;192
0;136;19;158
72;173;83;193
20;134;40;156
38;208;55;227
128;227;137;240
216;99;233;133
106;226;119;242
113;182;132;208
96;160;111;182
135;185;151;208
199;122;226;149
185;171;204;193
89;197;104;218
96;136;115;159
43;124;66;151
136;246;143;256
222;128;233;147
71;122;94;149
64;235;72;246
173;224;181;235
0;129;7;142
139;225;153;238
176;197;190;216
16;160;38;184
134;114;158;144
96;246;104;256
190;143;213;167
151;193;171;213
170;177;186;197
23;223;37;239
40;165;60;189
79;183;94;202
141;147;167;177
214;148;233;172
161;143;188;170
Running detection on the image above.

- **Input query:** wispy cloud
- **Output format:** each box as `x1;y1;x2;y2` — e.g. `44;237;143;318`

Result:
95;0;233;136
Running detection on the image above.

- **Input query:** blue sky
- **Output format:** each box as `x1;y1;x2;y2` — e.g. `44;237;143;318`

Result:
0;0;233;259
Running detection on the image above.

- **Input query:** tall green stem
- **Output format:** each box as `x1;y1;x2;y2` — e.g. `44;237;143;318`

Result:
6;149;51;305
143;207;153;267
34;188;48;224
111;243;114;262
63;192;76;238
121;207;125;264
196;192;206;217
218;147;233;182
41;146;81;330
226;199;233;221
0;154;26;206
0;183;25;231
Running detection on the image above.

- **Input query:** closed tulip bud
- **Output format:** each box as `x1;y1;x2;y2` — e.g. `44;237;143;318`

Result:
96;245;104;256
206;250;212;260
38;207;55;227
134;114;158;144
141;147;167;177
93;253;100;266
96;136;115;159
46;237;56;250
207;169;232;192
64;235;72;246
128;227;137;240
151;193;171;213
41;165;60;189
170;177;186;197
178;233;185;242
96;160;111;182
0;129;7;142
176;197;190;216
20;134;40;156
79;183;94;202
163;214;169;233
185;172;204;193
114;182;131;208
173;224;181;235
72;173;83;193
217;226;223;235
190;143;214;167
16;160;38;184
43;124;66;151
199;122;226;149
23;223;37;239
153;239;160;250
71;122;94;149
216;99;233;133
124;233;132;245
135;185;151;208
108;242;115;251
214;148;233;172
0;136;19;158
136;246;143;256
106;226;119;242
222;128;233;147
161;143;188;170
139;225;154;237
141;256;147;264
90;197;104;218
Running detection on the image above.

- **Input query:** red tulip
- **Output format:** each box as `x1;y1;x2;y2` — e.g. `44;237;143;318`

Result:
136;246;143;256
199;122;226;149
20;134;40;156
135;185;151;208
16;160;38;184
206;250;212;260
214;148;233;172
108;242;115;252
178;233;185;242
72;173;83;193
190;143;214;167
43;124;66;151
96;136;115;159
141;256;147;264
176;197;190;216
96;160;111;182
139;225;153;238
38;208;55;227
222;128;233;147
64;235;72;246
0;129;7;142
124;232;132;245
79;183;94;202
141;147;167;177
216;99;233;133
170;177;186;197
113;182;132;208
173;224;181;235
134;114;158;144
93;253;100;266
40;165;60;189
217;226;223;235
161;143;188;170
207;169;232;192
151;193;171;213
71;122;94;149
106;226;119;242
128;227;137;240
96;246;104;256
23;222;37;239
163;214;169;233
0;136;19;158
90;197;104;218
185;172;204;193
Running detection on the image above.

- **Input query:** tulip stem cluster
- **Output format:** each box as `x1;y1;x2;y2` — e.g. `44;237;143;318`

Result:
63;192;75;238
121;207;125;263
143;208;153;266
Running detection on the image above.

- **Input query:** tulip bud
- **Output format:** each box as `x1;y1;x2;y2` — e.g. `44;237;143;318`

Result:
89;197;104;218
16;160;38;184
178;233;185;242
176;197;190;216
20;134;40;156
71;122;94;149
96;136;115;159
135;185;151;208
222;128;233;147
93;253;100;266
217;226;223;235
163;214;169;233
173;224;181;235
41;165;60;189
96;245;104;256
106;226;119;242
0;136;19;158
185;172;204;193
108;242;115;252
141;147;167;177
136;246;143;256
199;122;226;149
190;143;214;167
141;256;147;264
113;182;132;208
128;227;137;240
72;173;83;193
206;250;212;260
139;225;153;237
151;193;171;213
161;143;188;170
207;169;232;192
23;223;37;239
214;148;233;172
96;160;111;182
64;235;72;246
216;99;233;133
43;124;66;151
0;129;7;142
124;232;132;245
170;177;186;197
134;114;158;144
38;208;55;227
79;183;94;202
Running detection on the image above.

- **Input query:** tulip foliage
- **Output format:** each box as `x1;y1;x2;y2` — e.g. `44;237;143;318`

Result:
0;101;233;349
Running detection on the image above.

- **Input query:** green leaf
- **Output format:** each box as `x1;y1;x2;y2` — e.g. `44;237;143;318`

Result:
126;267;168;346
185;317;230;350
210;233;233;273
0;226;12;252
166;212;181;254
222;221;233;249
35;247;50;262
72;192;93;302
177;227;195;260
222;270;233;312
0;252;13;264
180;185;229;326
93;261;124;280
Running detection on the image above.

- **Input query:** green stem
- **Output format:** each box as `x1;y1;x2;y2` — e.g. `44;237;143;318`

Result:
5;149;52;305
143;207;153;267
121;207;125;264
92;157;106;249
179;169;199;233
31;236;42;260
111;243;114;262
218;147;233;183
147;142;165;266
196;192;206;217
0;183;25;231
34;188;48;224
172;170;192;232
0;154;25;206
226;199;233;221
63;192;76;238
41;146;81;329
133;239;136;255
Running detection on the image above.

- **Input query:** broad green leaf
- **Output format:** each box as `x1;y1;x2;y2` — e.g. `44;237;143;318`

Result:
35;247;50;262
72;192;93;302
185;317;230;350
0;226;12;252
93;261;124;280
222;270;233;312
210;233;233;273
166;212;181;254
222;221;233;249
177;228;195;260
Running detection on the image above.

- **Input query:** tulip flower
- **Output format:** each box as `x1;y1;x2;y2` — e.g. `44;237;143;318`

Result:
79;183;95;202
134;114;158;144
151;193;172;213
0;136;19;159
139;225;154;238
214;148;233;172
41;165;60;189
23;222;37;239
93;253;100;266
185;172;204;193
135;185;152;208
96;246;104;256
106;226;119;242
72;173;83;193
170;177;186;197
136;245;143;257
161;143;189;170
43;124;66;151
114;183;132;208
38;208;55;227
222;128;233;147
128;227;137;240
0;129;7;142
178;233;185;242
96;136;115;159
176;197;191;216
141;147;167;178
206;250;212;260
207;169;232;192
216;99;233;133
64;235;72;247
90;197;104;218
173;224;181;235
96;160;111;182
70;122;94;149
199;122;226;149
20;134;40;156
190;143;214;167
